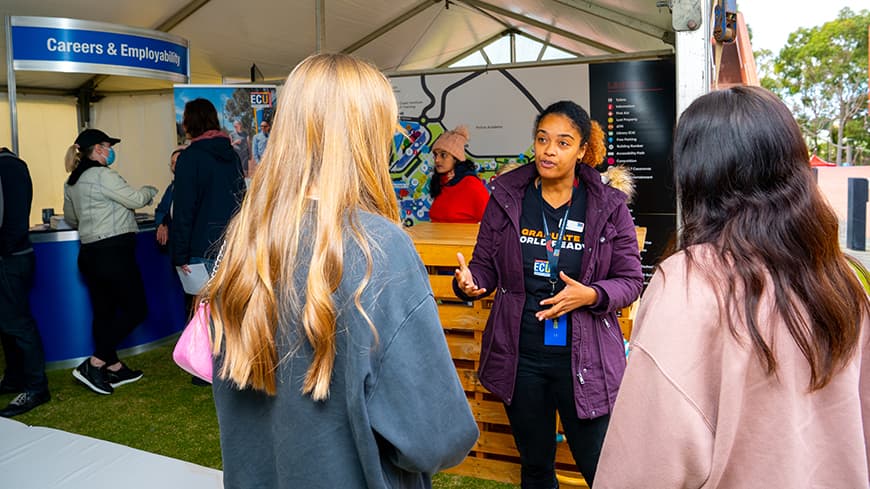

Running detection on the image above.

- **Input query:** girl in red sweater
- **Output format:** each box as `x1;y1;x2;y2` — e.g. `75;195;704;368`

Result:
428;125;489;223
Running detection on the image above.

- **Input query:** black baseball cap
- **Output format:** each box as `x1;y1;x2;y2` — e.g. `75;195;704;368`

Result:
75;129;120;149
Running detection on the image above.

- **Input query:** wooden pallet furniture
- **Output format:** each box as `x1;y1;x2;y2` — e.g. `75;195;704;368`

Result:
406;222;646;488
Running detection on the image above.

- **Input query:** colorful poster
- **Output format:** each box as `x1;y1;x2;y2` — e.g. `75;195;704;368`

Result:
173;84;277;176
390;64;590;227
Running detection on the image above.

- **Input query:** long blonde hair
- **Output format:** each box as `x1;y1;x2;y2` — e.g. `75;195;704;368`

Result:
207;53;400;400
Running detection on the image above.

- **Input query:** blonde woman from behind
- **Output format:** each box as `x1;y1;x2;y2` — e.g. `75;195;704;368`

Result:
206;53;479;489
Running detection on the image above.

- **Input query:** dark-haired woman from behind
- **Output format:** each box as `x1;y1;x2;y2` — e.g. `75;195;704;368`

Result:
595;86;870;488
170;98;246;277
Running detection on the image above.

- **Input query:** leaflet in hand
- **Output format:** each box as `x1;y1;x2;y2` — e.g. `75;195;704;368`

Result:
176;263;209;295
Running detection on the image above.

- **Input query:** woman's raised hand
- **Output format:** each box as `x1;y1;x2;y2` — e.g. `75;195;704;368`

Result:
455;252;487;297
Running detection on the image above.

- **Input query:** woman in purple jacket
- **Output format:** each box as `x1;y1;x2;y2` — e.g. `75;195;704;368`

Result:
454;100;643;488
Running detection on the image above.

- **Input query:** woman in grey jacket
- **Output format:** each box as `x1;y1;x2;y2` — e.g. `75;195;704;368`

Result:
63;129;157;395
206;54;478;489
455;101;643;488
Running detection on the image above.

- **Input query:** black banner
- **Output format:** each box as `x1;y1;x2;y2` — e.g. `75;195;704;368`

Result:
589;59;677;282
589;59;676;214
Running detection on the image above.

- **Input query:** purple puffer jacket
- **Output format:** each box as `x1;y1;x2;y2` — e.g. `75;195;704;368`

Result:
454;162;643;419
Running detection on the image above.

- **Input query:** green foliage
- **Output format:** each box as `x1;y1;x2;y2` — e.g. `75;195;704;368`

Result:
223;89;255;134
0;344;516;489
755;48;782;93
769;8;869;164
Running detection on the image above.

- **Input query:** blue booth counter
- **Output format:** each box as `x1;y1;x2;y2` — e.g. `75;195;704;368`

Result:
29;223;188;369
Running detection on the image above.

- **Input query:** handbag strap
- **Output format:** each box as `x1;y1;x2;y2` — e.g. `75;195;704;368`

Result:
202;241;226;301
207;240;226;286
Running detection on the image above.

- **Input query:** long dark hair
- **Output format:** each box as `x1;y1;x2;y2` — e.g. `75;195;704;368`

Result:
672;85;867;391
430;160;475;198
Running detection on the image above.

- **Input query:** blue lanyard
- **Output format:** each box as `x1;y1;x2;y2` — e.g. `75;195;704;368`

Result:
540;180;576;295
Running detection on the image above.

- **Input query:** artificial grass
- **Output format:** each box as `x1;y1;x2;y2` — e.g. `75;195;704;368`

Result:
1;343;517;489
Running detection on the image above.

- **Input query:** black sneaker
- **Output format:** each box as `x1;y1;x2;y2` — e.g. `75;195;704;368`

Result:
0;390;50;417
106;363;143;388
72;359;113;395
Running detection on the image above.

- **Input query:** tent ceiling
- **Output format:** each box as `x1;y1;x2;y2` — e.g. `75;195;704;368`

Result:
0;0;674;93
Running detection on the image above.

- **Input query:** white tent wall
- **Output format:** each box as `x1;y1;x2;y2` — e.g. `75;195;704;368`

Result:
0;95;78;225
90;93;177;216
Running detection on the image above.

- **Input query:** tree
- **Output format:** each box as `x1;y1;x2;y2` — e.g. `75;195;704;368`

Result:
223;89;255;134
756;48;779;90
772;8;869;165
843;117;869;165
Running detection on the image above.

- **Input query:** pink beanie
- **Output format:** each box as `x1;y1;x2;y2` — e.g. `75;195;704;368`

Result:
432;125;469;161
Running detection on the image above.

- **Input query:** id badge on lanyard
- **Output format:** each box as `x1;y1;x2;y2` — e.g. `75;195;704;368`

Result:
544;315;568;346
540;181;575;347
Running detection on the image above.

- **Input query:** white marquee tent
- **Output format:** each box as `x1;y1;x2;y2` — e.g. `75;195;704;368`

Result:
0;0;712;225
1;0;689;92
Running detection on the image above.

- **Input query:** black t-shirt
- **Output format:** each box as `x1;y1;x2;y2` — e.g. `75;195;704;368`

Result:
518;180;587;354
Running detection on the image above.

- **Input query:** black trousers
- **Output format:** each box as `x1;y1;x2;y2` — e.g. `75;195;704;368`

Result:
504;350;610;489
0;251;48;392
78;234;148;365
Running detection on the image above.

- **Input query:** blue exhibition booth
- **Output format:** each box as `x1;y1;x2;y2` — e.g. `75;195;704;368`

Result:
7;16;191;367
29;226;188;367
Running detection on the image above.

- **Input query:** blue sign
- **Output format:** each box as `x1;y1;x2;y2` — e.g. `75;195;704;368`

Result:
9;16;189;83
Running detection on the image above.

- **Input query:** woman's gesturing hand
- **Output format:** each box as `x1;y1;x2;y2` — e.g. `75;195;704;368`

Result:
536;271;598;321
455;252;487;298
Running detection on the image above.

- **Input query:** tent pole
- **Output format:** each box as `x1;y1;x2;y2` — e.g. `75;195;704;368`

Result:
5;16;18;155
554;0;672;44
403;49;673;77
437;31;505;68
316;0;325;53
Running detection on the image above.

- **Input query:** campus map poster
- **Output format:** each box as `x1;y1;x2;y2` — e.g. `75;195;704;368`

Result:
173;84;277;177
391;64;590;226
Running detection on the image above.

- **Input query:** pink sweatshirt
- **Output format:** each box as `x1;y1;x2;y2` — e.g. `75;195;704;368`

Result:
595;246;870;488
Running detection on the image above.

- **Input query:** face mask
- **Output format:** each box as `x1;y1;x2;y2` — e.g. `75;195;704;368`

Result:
106;147;116;166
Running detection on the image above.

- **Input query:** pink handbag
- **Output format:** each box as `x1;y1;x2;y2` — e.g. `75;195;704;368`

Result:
172;244;225;383
172;301;213;383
